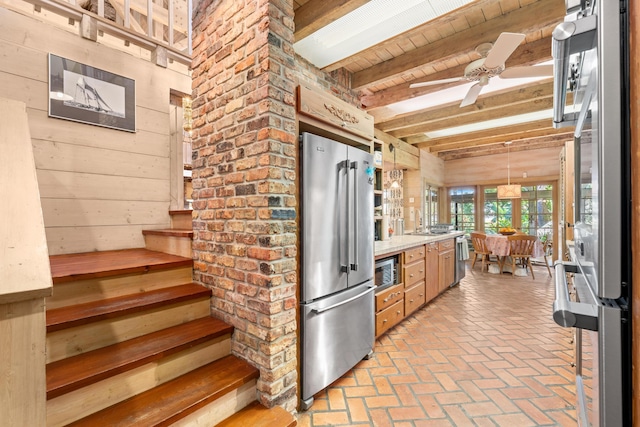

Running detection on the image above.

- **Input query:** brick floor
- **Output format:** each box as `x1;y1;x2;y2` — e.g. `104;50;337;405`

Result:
297;262;580;426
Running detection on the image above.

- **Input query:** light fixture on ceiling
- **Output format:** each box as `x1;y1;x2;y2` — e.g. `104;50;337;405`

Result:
497;141;521;199
389;143;400;189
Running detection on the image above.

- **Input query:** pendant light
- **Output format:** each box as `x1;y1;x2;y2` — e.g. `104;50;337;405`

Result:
389;143;400;189
497;141;521;199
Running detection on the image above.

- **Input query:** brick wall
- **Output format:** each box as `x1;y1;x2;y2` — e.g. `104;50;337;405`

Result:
190;0;360;412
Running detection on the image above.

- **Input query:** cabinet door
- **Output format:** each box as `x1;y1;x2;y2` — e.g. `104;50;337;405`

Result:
438;249;455;293
425;243;439;302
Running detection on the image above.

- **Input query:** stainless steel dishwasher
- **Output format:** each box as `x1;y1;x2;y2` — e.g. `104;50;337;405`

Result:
454;236;468;285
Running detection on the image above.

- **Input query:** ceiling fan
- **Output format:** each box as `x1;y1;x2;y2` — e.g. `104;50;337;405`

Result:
409;32;553;107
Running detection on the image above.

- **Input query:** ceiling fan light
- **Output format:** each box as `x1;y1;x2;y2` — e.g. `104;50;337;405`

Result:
497;184;521;199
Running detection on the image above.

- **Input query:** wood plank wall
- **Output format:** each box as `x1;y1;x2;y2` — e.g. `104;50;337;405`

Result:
443;146;563;187
0;5;191;255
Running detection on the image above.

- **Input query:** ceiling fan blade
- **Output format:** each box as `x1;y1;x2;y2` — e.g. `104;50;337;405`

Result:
409;77;463;88
483;32;526;69
460;83;483;107
500;64;554;79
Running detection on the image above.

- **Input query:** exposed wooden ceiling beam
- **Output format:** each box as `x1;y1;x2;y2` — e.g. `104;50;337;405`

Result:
414;119;556;149
429;128;574;153
351;0;564;89
439;135;570;161
377;80;554;132
294;0;371;41
361;36;553;110
390;97;557;139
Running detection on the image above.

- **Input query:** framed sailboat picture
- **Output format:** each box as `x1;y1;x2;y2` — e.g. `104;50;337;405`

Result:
48;54;135;132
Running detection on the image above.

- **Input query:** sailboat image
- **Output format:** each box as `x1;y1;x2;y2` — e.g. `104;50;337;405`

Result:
73;76;113;113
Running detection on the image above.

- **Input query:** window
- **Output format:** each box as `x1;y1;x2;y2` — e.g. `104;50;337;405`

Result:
484;187;513;234
424;184;439;228
450;187;475;234
579;182;593;224
520;185;554;242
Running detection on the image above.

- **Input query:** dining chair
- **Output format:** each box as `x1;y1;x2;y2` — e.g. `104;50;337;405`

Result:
502;235;537;279
470;232;497;272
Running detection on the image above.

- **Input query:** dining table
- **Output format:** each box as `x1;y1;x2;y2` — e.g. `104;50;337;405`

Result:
484;234;545;273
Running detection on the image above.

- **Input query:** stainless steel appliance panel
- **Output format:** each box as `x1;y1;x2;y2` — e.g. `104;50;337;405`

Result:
552;1;631;425
301;133;349;302
300;282;375;402
347;145;374;286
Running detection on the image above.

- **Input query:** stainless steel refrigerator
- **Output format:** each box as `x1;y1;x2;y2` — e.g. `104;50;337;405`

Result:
299;132;375;410
552;1;631;425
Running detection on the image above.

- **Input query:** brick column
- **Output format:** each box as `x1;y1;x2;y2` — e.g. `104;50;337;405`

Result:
191;0;297;410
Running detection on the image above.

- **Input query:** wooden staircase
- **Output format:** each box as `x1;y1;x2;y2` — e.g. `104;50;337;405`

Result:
46;210;296;426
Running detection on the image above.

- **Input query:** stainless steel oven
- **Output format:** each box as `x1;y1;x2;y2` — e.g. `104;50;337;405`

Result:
552;1;631;425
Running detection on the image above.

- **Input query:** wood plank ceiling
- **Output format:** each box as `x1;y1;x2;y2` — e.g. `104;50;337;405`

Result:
293;0;573;160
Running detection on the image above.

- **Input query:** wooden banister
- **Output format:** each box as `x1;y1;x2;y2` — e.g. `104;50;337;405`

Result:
0;98;52;303
0;97;51;426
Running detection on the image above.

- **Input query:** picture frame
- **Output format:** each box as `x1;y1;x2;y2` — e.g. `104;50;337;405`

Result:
48;53;136;132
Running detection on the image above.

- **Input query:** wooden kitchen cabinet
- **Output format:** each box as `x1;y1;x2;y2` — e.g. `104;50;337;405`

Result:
403;245;426;318
425;242;439;301
438;239;455;293
404;281;426;316
375;237;458;338
375;283;403;312
375;300;404;337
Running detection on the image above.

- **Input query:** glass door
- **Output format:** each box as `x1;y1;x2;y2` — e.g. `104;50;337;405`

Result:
483;187;513;234
449;187;475;234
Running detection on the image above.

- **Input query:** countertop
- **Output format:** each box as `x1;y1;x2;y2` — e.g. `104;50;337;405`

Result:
375;231;465;257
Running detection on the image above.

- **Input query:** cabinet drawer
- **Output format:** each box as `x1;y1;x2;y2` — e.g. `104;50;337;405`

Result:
403;259;425;287
426;242;438;253
404;245;425;263
375;283;404;312
404;282;426;316
438;239;454;251
376;300;404;337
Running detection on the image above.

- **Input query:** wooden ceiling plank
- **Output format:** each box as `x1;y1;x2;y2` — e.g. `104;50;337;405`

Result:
377;80;553;132
481;2;503;21
323;0;498;71
361;36;553;110
390;97;556;138
351;0;563;89
499;0;521;14
294;0;370;42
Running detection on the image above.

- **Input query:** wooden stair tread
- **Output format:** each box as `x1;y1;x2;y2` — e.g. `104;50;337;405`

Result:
46;283;211;332
49;248;193;284
216;401;297;427
169;209;193;215
46;317;232;399
142;228;194;237
67;355;259;427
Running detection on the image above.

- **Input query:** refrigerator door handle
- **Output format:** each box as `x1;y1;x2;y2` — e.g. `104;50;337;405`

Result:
350;160;358;272
552;261;598;331
311;285;375;314
340;160;350;273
